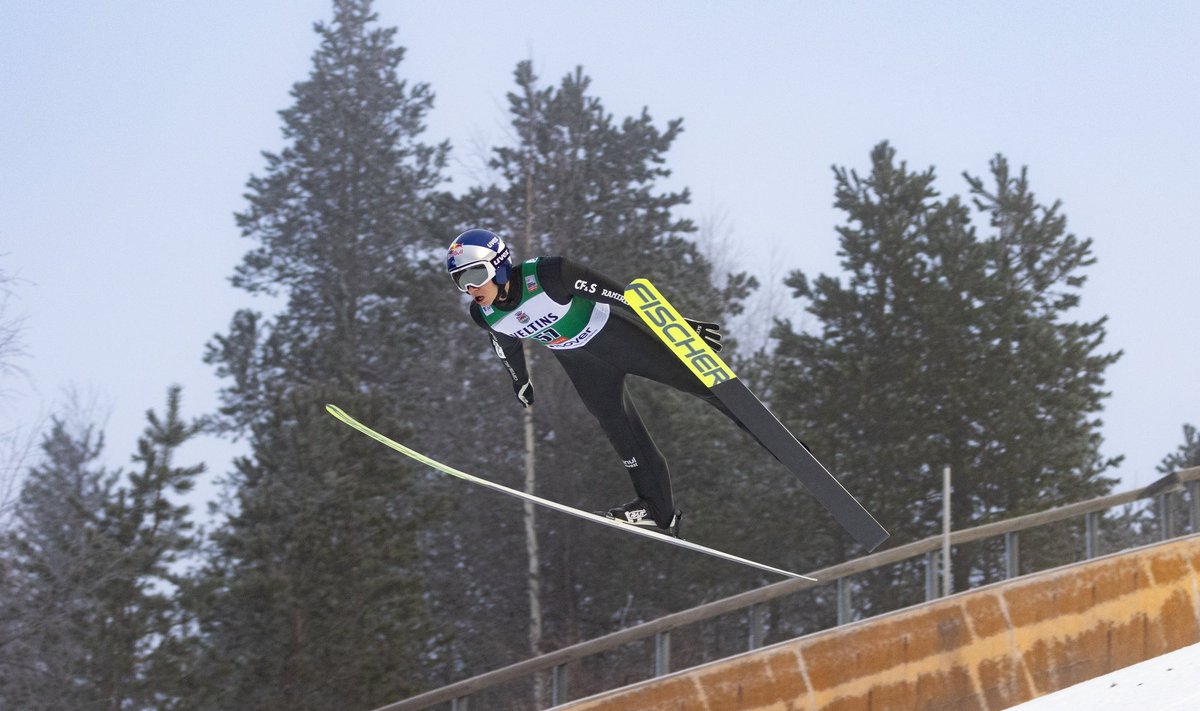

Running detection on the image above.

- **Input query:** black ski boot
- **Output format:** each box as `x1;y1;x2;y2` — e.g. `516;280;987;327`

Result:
603;497;682;538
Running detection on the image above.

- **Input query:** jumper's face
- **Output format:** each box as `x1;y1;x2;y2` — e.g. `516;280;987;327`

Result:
466;280;500;307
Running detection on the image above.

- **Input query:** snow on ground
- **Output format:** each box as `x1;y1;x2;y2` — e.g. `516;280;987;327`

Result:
1008;642;1200;710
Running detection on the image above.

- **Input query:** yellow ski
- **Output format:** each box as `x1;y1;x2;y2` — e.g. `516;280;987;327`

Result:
625;278;889;552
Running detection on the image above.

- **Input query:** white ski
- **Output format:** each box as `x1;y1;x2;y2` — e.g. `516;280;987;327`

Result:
326;404;816;581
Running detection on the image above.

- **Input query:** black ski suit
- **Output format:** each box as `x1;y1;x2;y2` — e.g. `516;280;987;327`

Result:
469;256;743;527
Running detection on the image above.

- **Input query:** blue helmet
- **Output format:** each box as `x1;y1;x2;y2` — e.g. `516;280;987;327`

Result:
446;229;512;291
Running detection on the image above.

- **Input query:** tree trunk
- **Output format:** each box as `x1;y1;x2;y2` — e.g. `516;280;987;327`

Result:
521;164;546;707
523;385;544;706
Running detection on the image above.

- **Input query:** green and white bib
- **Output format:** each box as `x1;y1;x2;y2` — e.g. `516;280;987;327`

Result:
481;258;609;350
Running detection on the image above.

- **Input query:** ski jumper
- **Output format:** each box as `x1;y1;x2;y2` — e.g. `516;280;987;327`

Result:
470;256;743;528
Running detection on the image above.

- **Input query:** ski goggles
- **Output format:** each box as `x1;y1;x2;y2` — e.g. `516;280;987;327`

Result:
450;262;495;292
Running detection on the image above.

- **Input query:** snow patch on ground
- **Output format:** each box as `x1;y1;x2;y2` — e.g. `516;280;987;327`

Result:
1009;642;1200;710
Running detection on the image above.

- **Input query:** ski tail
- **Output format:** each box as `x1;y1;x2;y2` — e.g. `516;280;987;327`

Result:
326;404;817;581
623;278;889;552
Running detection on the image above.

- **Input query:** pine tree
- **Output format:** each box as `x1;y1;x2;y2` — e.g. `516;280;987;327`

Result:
0;418;111;709
1091;425;1193;560
1157;424;1200;473
772;143;1120;612
0;387;203;710
184;390;428;709
1145;423;1200;542
215;0;450;413
196;0;452;705
1099;423;1200;557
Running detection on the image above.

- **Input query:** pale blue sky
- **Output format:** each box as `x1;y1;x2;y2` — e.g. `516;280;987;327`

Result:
1;2;1197;512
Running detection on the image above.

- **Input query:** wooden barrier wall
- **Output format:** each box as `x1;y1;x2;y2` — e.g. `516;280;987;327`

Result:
560;534;1200;711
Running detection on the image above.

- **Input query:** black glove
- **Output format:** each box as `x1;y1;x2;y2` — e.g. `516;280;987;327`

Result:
684;318;723;352
513;379;534;408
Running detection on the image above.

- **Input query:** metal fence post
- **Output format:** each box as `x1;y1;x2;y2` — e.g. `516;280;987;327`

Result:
1085;511;1100;559
654;631;671;677
925;550;939;600
1005;531;1020;579
942;465;952;596
1190;480;1200;534
551;664;569;706
1159;491;1174;541
837;577;852;625
748;603;766;651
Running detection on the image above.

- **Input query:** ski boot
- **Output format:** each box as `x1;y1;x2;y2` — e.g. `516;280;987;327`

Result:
603;497;682;538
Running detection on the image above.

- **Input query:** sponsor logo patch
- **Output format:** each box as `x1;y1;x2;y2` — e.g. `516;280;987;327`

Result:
545;326;596;349
624;508;649;523
513;313;561;339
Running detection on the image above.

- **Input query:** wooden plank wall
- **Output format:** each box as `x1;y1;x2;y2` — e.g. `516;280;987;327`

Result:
561;535;1200;711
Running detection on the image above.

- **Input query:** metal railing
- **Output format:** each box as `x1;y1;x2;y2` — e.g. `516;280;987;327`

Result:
381;466;1200;711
